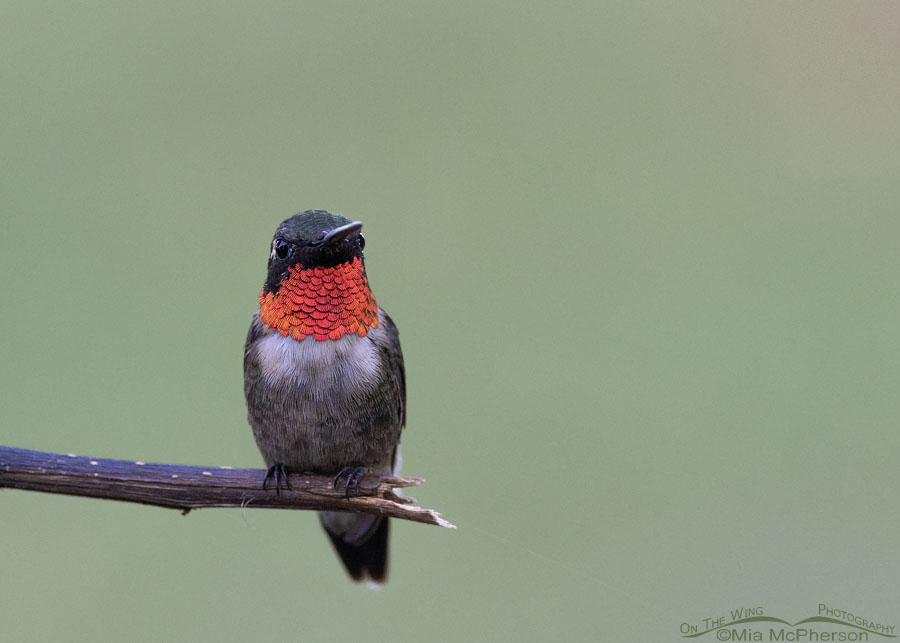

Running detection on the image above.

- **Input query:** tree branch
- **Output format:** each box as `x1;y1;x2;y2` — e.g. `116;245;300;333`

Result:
0;446;454;529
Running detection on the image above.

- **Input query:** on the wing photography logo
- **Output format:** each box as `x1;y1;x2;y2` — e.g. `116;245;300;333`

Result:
679;604;895;641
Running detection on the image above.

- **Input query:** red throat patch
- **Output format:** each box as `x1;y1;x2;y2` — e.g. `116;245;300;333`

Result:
259;257;379;341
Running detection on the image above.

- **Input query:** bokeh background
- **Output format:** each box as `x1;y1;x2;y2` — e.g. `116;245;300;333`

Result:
3;2;900;641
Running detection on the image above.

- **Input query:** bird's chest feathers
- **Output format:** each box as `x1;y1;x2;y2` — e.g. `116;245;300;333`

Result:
253;331;381;399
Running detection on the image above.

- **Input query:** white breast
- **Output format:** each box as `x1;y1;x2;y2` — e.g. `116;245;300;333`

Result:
251;330;382;398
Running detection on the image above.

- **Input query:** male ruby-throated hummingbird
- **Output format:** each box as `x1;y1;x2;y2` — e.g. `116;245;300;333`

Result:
243;210;406;584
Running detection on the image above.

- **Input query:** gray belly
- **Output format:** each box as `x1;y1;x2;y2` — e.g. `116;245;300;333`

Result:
244;328;399;474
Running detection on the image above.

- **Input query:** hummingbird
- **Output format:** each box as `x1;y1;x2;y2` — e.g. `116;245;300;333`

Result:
243;209;406;584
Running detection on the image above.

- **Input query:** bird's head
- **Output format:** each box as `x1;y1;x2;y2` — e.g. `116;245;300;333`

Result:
264;210;366;293
258;210;378;342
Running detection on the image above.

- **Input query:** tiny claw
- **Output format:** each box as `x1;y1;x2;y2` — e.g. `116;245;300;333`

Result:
262;463;291;495
332;466;368;499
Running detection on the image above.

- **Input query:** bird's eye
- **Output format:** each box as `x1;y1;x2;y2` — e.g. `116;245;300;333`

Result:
358;234;365;250
274;239;289;259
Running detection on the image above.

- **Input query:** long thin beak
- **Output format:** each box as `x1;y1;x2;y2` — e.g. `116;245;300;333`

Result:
320;221;363;246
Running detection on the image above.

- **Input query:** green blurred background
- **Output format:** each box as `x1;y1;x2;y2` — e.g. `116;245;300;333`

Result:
2;2;900;641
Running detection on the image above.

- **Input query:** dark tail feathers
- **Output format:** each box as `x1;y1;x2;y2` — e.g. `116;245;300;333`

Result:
324;517;390;584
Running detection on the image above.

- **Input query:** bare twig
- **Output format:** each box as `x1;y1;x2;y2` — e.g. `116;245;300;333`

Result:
0;445;454;528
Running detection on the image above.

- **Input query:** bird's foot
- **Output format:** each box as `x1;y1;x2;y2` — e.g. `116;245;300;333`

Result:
262;463;291;495
333;466;370;499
